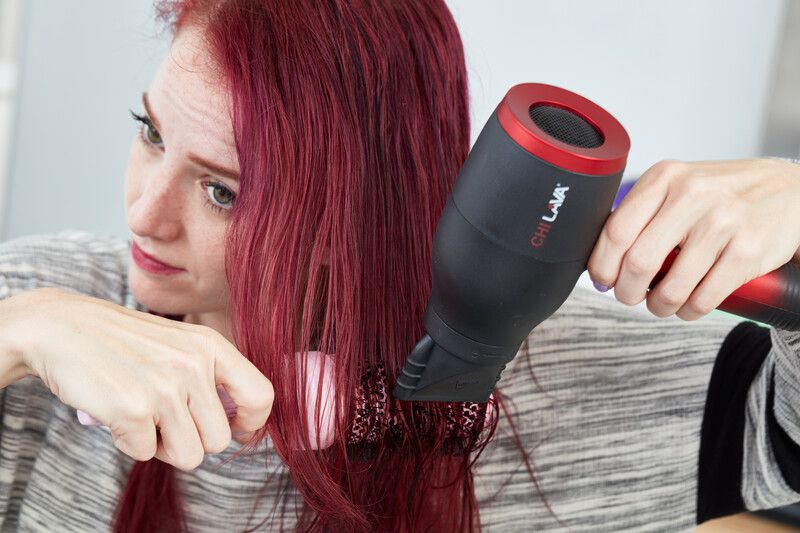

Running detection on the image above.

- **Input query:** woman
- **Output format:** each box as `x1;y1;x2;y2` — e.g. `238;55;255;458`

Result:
0;1;799;532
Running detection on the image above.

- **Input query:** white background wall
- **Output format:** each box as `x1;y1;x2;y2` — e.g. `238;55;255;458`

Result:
0;0;22;230
0;0;792;249
0;0;167;241
449;1;787;176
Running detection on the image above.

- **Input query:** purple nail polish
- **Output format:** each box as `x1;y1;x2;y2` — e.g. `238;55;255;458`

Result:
593;280;610;293
77;409;102;426
217;385;238;418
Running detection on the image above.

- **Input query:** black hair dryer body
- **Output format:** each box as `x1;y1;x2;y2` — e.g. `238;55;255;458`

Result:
393;83;800;403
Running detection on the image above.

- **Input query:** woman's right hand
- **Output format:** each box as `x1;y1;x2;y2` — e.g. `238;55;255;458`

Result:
8;287;274;471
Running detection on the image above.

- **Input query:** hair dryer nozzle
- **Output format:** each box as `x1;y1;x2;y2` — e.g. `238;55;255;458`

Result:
392;334;505;402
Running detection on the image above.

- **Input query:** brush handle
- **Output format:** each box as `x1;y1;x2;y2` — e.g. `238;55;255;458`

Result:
651;248;800;330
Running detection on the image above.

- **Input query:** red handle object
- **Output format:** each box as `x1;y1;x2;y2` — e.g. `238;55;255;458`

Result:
650;248;800;330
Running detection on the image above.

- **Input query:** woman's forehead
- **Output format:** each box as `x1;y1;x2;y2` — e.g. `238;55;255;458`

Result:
147;26;238;166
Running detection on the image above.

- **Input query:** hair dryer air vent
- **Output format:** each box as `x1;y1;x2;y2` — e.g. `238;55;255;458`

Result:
529;104;604;148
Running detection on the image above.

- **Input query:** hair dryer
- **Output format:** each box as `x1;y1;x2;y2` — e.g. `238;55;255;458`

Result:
393;83;800;403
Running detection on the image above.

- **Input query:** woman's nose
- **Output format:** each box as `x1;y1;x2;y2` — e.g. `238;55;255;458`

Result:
127;169;186;241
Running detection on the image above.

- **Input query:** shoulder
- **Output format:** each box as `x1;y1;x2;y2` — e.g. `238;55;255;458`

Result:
0;229;132;304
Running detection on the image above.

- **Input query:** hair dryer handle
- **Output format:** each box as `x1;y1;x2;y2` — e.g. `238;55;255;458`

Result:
652;248;800;330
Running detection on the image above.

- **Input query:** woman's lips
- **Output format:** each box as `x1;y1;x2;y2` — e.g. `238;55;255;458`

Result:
131;241;185;275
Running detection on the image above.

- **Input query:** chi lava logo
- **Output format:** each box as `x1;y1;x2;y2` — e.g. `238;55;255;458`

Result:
530;182;570;248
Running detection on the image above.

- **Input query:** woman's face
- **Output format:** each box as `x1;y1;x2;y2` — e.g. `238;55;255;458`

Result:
124;26;238;326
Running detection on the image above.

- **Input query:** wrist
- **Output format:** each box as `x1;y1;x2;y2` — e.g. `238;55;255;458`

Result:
0;292;39;388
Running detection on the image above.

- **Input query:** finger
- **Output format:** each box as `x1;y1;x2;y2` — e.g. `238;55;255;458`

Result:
646;226;728;317
110;417;158;463
210;336;274;435
186;385;233;454
676;239;756;321
154;394;205;471
614;190;705;306
232;429;258;445
587;162;672;288
217;385;238;418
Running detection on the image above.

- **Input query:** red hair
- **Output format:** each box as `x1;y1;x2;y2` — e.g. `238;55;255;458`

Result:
113;1;527;531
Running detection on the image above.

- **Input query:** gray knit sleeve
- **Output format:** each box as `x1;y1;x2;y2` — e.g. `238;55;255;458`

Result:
741;327;800;509
740;156;800;510
0;229;132;304
0;230;133;501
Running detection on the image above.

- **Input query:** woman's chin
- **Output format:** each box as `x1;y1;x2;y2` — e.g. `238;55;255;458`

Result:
128;266;186;314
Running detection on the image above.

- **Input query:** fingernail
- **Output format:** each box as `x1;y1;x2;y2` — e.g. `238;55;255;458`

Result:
217;385;238;418
593;280;610;293
77;409;102;426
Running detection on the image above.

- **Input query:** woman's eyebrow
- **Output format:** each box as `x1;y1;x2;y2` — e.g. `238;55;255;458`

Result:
141;91;162;130
187;153;240;182
141;91;240;182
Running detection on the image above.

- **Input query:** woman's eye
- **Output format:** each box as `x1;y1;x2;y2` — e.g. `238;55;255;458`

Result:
203;182;236;212
130;110;163;148
144;123;162;145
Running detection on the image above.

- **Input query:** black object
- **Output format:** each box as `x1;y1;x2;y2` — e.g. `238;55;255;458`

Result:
393;82;800;403
393;83;630;402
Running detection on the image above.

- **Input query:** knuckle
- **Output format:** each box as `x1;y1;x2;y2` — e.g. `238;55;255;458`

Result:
196;328;231;365
615;291;641;307
133;447;157;462
656;284;686;308
603;215;630;247
166;443;205;471
687;297;714;317
148;376;184;417
114;433;155;462
256;379;275;412
156;387;185;417
183;453;205;471
119;399;153;426
206;429;232;453
677;177;708;198
623;248;654;276
167;351;207;381
652;159;681;181
125;448;154;463
726;239;758;263
646;297;671;318
173;456;202;472
197;324;226;347
705;209;736;233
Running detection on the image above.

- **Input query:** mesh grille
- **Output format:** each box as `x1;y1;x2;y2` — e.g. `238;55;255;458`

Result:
528;104;604;148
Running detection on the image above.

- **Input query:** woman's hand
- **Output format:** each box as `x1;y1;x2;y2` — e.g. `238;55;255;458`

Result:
9;287;273;470
587;158;800;321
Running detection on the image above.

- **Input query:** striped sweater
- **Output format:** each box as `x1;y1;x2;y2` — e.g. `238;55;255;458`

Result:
0;229;798;531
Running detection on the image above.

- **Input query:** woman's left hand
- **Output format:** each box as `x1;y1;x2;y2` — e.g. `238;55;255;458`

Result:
587;157;800;321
